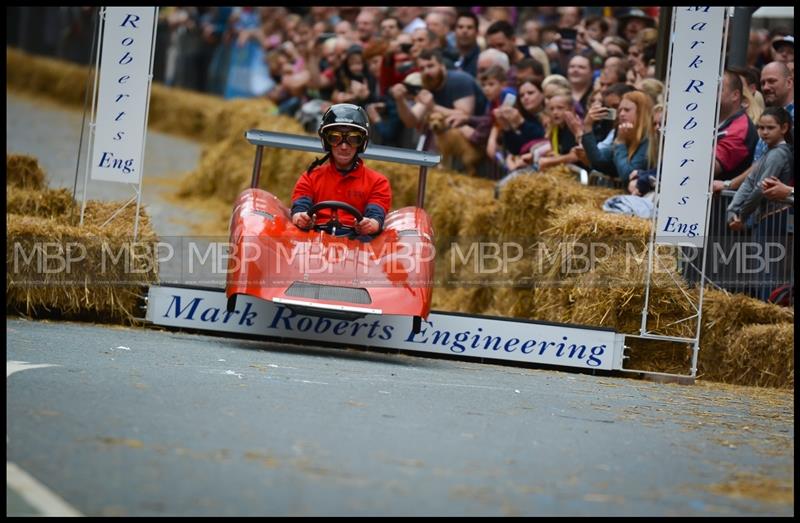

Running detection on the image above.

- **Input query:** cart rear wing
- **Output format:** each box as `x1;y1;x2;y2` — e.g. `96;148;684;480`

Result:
245;129;440;209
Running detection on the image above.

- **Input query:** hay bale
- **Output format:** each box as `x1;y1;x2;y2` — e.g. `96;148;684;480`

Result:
7;185;76;219
700;288;793;362
7;48;93;107
7;154;46;190
696;288;794;388
494;166;618;240
147;84;231;142
703;323;794;389
7;149;158;324
424;170;494;248
7;211;158;324
540;203;651;245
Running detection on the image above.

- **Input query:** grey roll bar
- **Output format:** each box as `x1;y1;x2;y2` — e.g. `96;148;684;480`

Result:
245;129;440;209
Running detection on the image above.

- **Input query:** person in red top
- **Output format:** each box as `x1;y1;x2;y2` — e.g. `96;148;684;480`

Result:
713;70;758;182
291;103;392;238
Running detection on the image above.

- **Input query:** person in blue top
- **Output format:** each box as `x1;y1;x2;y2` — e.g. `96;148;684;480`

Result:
726;106;793;232
573;90;654;184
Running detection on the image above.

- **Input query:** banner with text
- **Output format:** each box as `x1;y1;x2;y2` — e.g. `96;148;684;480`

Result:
90;7;156;183
147;286;625;371
655;7;726;246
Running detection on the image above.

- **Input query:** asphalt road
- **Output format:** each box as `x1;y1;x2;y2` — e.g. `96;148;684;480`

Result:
6;317;794;516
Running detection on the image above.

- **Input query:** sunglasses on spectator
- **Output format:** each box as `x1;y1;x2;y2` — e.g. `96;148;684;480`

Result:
324;130;365;147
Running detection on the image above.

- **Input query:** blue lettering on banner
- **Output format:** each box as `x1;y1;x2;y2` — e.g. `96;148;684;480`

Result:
120;14;140;28
98;152;135;174
663;216;698;237
267;305;393;340
98;10;147;179
160;295;611;368
164;295;201;320
404;319;607;367
658;7;722;240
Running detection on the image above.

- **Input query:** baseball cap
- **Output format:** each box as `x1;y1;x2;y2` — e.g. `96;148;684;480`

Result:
772;35;794;51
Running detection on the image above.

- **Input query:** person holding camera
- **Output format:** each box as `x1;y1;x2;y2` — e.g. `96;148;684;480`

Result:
390;49;486;132
378;32;417;95
331;44;377;107
569;90;654;184
488;78;546;173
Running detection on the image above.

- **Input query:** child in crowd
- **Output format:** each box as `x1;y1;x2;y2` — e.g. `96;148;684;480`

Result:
332;45;376;106
531;90;583;171
478;65;512;117
727;106;794;231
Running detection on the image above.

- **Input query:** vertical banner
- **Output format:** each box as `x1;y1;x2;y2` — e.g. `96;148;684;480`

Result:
90;7;156;183
654;7;726;246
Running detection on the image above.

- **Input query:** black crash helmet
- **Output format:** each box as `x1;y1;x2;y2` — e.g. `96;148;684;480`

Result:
318;103;370;153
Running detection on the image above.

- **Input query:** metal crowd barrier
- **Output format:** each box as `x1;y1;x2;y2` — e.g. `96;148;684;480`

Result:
680;189;794;305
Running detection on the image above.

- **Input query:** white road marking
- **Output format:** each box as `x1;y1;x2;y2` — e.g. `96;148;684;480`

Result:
7;462;83;516
7;361;58;378
294;379;329;385
113;346;131;351
7;361;82;516
225;370;244;379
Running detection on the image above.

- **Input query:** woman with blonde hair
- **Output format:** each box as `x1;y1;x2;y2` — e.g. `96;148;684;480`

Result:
541;74;571;98
574;90;654;183
741;82;765;124
639;78;664;106
726;65;765;124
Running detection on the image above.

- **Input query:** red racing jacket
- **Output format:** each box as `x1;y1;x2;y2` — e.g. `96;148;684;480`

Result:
290;159;392;229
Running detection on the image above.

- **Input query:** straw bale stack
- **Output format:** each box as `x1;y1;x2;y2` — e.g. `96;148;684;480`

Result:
7;155;158;324
695;289;794;386
7;207;159;323
7;214;157;323
7;48;92;107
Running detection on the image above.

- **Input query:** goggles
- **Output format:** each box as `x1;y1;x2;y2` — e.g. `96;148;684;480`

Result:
324;130;366;148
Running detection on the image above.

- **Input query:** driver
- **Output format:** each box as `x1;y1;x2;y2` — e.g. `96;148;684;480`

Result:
291;103;392;237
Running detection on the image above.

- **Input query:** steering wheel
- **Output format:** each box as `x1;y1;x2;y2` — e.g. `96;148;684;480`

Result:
308;200;363;235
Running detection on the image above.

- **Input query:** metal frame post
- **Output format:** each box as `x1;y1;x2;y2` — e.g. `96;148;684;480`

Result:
251;145;264;188
635;7;731;380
